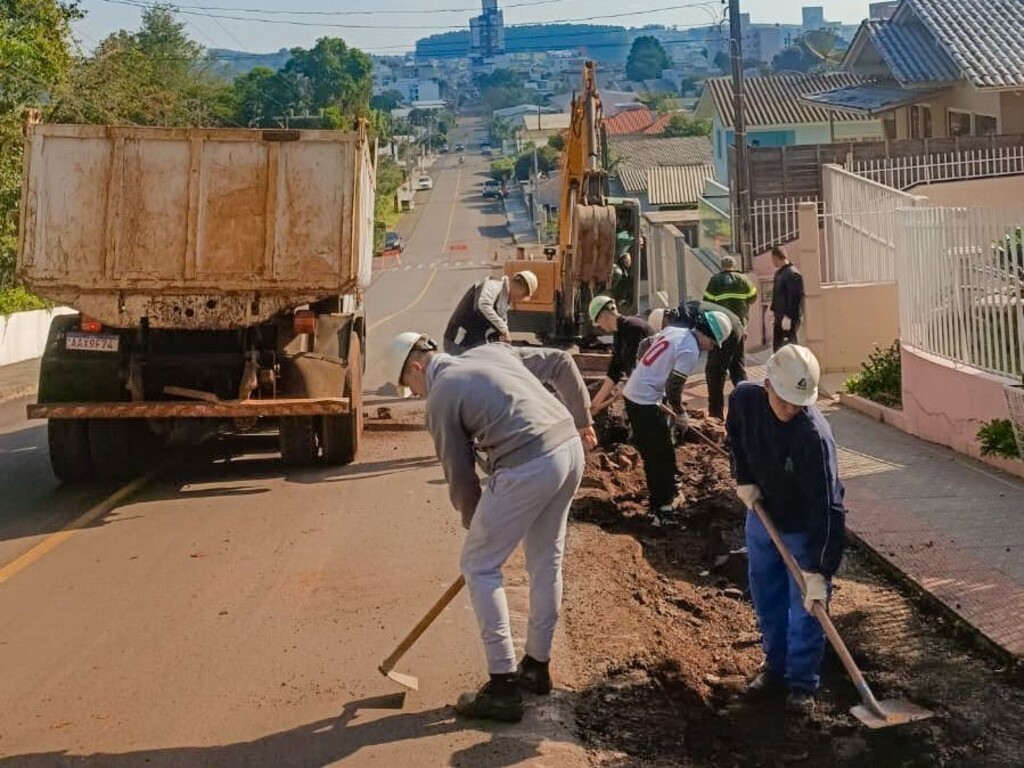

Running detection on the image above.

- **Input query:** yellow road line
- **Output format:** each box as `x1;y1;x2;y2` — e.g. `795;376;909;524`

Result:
0;471;155;586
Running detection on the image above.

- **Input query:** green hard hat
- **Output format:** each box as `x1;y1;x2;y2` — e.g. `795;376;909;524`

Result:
588;295;616;323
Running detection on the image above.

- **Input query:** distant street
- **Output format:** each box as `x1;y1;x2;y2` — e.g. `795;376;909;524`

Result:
0;118;589;767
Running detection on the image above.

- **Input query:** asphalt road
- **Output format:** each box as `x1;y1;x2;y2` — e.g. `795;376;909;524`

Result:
0;119;588;767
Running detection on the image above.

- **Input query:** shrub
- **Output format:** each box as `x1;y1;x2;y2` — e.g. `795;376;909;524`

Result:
0;286;49;316
977;419;1021;459
845;340;902;407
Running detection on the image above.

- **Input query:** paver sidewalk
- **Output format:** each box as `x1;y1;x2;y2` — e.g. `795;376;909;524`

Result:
825;406;1024;660
0;358;40;404
503;194;538;244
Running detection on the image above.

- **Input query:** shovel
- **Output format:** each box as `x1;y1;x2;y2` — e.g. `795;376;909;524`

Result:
751;501;934;729
379;575;466;691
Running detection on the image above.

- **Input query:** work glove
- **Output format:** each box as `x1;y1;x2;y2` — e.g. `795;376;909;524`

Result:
781;316;793;332
801;571;829;613
735;484;762;509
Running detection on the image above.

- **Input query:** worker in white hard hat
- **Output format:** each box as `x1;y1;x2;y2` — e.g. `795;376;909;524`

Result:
587;295;655;416
386;331;597;723
725;344;846;712
621;309;733;525
442;271;538;355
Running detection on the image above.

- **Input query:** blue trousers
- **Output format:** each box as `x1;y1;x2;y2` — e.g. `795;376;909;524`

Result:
745;510;828;692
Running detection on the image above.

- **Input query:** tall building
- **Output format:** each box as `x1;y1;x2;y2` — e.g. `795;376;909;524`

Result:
470;0;505;66
801;6;825;31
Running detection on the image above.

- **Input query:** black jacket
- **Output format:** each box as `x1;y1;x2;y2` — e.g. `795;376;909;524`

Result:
726;382;846;577
606;315;654;383
771;262;804;322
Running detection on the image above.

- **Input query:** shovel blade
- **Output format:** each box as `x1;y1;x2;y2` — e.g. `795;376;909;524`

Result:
851;699;934;729
385;669;420;692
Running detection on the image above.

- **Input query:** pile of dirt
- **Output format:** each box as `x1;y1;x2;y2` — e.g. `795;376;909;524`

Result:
563;401;1024;767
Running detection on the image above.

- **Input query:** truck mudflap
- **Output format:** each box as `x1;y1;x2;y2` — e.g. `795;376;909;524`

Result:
27;398;350;420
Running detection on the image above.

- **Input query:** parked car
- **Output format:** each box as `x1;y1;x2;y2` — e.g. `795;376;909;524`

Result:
454;144;465;152
383;231;404;252
481;145;493;157
416;176;434;190
439;144;450;154
482;180;501;199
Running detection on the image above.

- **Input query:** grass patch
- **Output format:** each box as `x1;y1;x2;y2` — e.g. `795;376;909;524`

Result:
977;419;1021;459
845;340;902;408
0;286;50;316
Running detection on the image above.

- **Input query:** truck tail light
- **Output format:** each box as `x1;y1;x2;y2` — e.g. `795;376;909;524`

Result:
293;310;316;335
81;316;103;333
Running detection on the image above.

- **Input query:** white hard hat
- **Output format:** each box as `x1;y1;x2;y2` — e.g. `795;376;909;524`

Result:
648;308;666;330
513;270;538;298
588;295;615;323
387;331;428;398
698;310;733;347
767;344;820;407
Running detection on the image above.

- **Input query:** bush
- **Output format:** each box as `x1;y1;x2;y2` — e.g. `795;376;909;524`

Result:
0;286;50;316
845;340;902;407
977;419;1021;459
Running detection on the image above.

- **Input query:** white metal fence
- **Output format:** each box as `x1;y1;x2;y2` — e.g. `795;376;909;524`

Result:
851;147;1024;192
750;196;819;255
898;206;1024;379
821;164;925;285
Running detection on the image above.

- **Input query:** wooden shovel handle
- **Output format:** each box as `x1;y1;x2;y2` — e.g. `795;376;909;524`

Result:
379;575;466;675
751;502;885;714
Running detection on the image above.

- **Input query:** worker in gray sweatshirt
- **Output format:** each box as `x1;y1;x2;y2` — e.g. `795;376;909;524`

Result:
386;333;597;722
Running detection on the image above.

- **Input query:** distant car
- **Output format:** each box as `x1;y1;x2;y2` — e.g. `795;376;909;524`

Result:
416;176;434;190
481;145;493;156
439;144;450;154
454;144;465;152
482;180;501;199
383;231;404;252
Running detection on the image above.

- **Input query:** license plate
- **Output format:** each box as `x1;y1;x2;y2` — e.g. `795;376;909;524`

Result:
65;331;119;352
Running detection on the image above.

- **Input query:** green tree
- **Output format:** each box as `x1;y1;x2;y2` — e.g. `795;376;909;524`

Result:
233;66;295;127
373;156;404;250
476;69;532;111
639;91;681;113
370;89;403;112
285;37;372;121
659;113;711;138
547;133;565;152
626;36;671;82
772;31;845;74
1;0;80;290
514;143;559;180
489;157;515;180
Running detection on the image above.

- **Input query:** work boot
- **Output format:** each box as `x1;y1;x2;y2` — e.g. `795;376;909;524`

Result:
455;676;524;723
517;655;552;695
746;668;786;699
785;688;817;714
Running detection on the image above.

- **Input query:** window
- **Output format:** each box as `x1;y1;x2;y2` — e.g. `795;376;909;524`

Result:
883;116;897;140
975;114;998;136
910;105;933;138
948;109;972;137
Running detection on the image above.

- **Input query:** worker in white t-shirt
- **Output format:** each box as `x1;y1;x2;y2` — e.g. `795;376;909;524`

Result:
622;308;733;525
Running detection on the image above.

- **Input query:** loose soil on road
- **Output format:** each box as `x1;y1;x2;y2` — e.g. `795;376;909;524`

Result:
562;403;1024;767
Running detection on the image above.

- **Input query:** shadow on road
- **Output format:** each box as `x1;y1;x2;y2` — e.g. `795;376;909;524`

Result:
0;693;563;768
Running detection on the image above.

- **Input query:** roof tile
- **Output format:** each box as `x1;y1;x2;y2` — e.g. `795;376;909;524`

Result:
603;109;655;136
647;165;716;206
701;73;875;128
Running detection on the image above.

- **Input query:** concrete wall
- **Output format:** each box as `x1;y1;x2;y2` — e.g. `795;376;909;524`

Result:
913;175;1024;207
0;308;75;367
1001;92;1024;134
900;344;1019;462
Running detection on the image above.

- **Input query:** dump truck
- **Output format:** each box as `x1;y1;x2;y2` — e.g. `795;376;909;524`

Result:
18;122;375;482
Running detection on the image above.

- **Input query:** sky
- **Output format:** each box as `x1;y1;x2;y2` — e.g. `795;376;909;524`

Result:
73;0;878;55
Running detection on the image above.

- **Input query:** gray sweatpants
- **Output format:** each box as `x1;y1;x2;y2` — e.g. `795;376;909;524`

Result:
460;438;585;674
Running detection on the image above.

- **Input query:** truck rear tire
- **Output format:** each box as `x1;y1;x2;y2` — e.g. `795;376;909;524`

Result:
88;420;156;481
279;417;320;466
321;334;363;465
48;419;94;484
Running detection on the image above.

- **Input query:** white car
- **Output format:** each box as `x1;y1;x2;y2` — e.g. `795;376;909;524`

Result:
416;176;434;190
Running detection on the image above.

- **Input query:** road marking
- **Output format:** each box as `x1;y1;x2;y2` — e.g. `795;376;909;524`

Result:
0;471;155;586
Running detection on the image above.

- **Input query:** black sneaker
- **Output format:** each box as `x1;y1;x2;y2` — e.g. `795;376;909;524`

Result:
785;688;816;714
517;655;552;695
455;680;524;722
746;669;786;699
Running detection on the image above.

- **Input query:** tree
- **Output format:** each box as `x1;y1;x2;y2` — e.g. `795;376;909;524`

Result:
547;133;565;152
1;0;80;289
476;68;531;111
713;51;730;73
514;144;559;180
659;113;711;138
285;37;372;122
489;157;515;180
371;89;403;112
639;91;680;113
772;31;845;74
626;36;671;82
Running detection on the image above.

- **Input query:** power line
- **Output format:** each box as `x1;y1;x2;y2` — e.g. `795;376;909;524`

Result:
105;0;575;16
94;0;720;31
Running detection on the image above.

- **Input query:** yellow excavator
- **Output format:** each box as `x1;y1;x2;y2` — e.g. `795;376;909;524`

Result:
503;61;643;342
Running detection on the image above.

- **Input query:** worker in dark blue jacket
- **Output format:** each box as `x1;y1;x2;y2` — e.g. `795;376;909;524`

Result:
725;344;846;712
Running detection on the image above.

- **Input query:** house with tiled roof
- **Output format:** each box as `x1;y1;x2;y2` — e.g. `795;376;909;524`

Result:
602;108;656;136
696;73;884;183
608;135;715;210
802;0;1024;140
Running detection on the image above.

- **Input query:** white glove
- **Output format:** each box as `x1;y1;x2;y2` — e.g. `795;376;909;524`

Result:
735;484;762;509
781;316;792;331
801;571;829;613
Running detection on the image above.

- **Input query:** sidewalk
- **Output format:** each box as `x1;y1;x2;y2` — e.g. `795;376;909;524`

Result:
0;358;40;404
503;194;538;245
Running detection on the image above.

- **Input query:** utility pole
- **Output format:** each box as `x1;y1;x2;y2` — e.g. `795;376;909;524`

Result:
728;0;753;271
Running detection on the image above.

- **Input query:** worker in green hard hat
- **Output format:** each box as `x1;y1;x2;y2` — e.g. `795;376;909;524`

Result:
588;295;655;416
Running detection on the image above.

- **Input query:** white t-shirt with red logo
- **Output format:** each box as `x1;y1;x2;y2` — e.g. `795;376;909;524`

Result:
622;325;700;405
